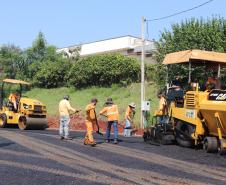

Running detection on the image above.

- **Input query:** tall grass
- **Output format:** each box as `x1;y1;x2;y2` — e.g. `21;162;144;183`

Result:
24;83;158;126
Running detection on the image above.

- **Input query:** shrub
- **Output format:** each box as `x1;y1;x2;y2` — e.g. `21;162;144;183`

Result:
33;60;71;88
68;53;140;88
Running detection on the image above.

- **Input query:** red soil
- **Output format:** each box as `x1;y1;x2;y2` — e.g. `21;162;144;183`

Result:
47;114;143;136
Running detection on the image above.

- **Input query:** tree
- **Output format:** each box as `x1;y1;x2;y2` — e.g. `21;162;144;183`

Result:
24;32;69;81
33;59;71;88
0;44;24;79
154;17;226;87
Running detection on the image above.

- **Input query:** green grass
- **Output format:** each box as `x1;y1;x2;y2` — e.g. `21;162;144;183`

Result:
24;83;159;126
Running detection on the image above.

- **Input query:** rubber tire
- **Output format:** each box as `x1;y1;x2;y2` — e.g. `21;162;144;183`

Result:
218;140;226;155
203;137;218;153
0;114;7;128
161;134;175;145
143;130;150;142
18;116;27;130
175;121;194;148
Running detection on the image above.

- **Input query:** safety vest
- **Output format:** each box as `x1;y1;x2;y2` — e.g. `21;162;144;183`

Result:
125;106;134;120
100;105;119;121
158;97;167;115
8;93;18;104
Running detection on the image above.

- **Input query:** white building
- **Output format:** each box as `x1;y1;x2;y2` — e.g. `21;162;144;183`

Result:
57;35;156;63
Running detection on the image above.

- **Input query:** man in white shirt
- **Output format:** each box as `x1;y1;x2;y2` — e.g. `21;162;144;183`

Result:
59;95;77;140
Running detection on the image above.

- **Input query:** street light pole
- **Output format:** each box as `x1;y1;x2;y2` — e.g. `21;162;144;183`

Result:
141;16;145;129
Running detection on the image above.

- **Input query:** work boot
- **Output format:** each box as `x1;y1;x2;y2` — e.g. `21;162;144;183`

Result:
84;136;89;145
90;142;97;147
114;139;118;144
64;136;73;140
60;136;64;140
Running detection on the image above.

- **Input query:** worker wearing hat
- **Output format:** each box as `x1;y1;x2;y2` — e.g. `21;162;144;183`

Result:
100;98;119;144
59;95;77;140
124;102;136;130
84;98;98;146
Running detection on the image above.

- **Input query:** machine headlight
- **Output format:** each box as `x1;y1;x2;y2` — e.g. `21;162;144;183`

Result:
23;104;29;109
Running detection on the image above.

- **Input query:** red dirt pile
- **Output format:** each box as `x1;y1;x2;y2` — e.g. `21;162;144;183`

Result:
47;114;143;135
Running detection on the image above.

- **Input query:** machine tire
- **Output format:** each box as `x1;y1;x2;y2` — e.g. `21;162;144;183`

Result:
218;140;226;155
203;137;218;153
143;128;151;142
18;116;27;130
175;121;194;148
0;113;7;128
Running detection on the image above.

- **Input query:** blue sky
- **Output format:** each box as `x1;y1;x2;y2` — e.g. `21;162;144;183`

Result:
0;0;225;49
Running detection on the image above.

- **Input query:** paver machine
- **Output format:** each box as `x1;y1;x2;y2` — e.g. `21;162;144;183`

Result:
0;79;48;130
145;50;226;154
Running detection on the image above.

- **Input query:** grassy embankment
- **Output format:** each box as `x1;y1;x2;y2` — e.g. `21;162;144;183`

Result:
24;83;158;126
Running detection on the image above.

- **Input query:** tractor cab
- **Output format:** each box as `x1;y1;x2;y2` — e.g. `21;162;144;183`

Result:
0;79;29;112
163;50;226;106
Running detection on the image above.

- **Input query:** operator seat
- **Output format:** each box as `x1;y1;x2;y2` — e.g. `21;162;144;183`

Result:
166;86;184;108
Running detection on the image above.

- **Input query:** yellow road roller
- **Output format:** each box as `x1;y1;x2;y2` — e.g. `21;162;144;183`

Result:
0;79;48;130
145;50;226;154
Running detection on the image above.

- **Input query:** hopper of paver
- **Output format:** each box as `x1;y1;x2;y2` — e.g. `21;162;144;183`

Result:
198;90;226;153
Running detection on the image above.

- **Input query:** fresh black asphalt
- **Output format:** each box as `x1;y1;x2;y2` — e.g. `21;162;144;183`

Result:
0;128;226;185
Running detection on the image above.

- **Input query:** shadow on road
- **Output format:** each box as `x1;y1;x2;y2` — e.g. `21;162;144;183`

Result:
0;142;15;147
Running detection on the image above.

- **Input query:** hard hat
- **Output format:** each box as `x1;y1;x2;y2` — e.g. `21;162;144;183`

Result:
129;102;136;108
64;95;70;100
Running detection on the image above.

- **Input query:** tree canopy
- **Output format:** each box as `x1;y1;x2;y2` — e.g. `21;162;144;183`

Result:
154;17;226;87
0;32;140;88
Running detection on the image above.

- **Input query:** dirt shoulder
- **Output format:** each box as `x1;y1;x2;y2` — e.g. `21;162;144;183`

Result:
47;114;144;136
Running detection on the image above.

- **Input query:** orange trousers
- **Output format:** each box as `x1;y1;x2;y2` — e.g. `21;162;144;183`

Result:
84;120;95;144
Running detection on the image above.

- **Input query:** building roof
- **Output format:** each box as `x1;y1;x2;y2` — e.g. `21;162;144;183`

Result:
57;35;156;57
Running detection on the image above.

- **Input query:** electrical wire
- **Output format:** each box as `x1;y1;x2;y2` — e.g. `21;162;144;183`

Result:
146;0;215;22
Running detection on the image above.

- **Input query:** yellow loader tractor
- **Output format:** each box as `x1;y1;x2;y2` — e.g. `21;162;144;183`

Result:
144;50;226;154
0;79;48;130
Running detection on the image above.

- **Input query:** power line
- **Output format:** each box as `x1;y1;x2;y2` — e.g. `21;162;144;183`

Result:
146;0;215;22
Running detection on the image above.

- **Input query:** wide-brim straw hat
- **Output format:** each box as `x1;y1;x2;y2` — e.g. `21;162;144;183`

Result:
129;102;136;108
105;98;113;105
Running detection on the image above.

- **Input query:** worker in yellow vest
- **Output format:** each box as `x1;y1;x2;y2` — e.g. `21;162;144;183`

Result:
100;98;119;144
156;93;167;124
59;95;77;140
84;98;98;146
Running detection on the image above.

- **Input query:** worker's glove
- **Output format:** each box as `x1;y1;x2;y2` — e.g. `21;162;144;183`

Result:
75;109;82;113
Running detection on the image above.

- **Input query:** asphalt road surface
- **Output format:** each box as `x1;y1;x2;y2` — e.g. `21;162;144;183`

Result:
0;128;226;185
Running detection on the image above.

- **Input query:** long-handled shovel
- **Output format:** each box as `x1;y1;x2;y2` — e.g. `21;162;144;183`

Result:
94;110;103;136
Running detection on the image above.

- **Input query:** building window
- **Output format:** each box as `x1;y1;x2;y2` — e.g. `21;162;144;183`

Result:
127;49;134;54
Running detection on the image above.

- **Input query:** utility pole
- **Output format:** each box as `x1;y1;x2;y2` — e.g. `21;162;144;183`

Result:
141;16;145;129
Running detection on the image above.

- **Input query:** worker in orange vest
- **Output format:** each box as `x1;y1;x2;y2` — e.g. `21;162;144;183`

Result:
84;98;98;146
100;98;119;144
124;102;136;136
8;91;20;111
